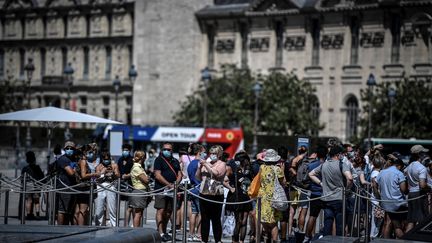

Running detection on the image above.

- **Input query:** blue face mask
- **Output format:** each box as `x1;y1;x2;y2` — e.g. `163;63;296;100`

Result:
200;152;207;160
102;159;111;166
86;152;94;161
210;154;218;161
65;149;74;157
122;150;130;158
162;150;172;158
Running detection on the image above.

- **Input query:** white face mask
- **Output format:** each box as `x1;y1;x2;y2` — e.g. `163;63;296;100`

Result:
210;154;218;162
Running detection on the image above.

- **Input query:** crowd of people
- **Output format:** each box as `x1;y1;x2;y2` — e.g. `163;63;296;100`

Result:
20;138;432;243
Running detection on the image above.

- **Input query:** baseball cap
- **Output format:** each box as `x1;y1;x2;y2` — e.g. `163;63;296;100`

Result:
410;145;429;154
64;141;76;149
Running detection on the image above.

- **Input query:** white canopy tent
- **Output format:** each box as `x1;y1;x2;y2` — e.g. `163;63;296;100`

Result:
0;106;121;169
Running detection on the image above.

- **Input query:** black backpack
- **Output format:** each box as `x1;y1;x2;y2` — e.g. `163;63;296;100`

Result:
296;158;312;188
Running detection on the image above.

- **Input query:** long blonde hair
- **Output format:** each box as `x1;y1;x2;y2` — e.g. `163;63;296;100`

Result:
133;150;146;163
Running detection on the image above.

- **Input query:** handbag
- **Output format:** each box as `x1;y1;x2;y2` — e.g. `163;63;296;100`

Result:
200;174;224;196
222;211;235;237
248;170;261;198
271;166;289;211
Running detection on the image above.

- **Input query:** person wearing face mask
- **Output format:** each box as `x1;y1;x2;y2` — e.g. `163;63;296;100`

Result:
153;142;182;242
187;144;206;242
55;141;78;225
195;145;227;243
74;144;100;225
117;143;134;226
95;150;120;226
129;150;150;227
21;151;45;220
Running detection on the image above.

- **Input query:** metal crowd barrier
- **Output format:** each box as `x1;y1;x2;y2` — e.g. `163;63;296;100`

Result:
1;173;430;243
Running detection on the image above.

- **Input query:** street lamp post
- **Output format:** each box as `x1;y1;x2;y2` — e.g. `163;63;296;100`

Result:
366;73;376;148
113;75;121;121
388;87;396;137
201;67;211;146
128;65;137;124
252;76;263;156
24;58;35;150
63;62;74;140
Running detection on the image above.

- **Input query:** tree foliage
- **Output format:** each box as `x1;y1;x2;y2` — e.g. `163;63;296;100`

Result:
360;77;432;139
173;65;322;136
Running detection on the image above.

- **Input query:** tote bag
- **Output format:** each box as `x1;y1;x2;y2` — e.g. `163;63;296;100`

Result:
271;166;289;211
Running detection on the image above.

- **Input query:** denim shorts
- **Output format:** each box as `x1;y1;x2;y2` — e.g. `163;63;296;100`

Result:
189;195;200;214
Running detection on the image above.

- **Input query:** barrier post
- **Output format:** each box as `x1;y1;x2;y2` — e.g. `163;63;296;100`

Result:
182;182;188;243
342;187;346;237
172;182;178;243
21;173;27;224
116;178;121;227
88;181;95;226
4;190;9;224
357;188;361;238
51;175;57;224
0;173;2;211
365;185;370;243
351;189;358;237
47;177;52;225
256;197;262;243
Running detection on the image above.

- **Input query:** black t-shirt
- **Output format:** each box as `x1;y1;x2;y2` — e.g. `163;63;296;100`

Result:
117;156;133;184
22;164;45;181
153;155;180;190
56;154;76;188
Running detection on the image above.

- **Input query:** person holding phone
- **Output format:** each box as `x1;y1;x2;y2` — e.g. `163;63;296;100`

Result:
187;144;206;242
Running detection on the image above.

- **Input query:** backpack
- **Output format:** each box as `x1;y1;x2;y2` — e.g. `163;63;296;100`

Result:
296;158;312;188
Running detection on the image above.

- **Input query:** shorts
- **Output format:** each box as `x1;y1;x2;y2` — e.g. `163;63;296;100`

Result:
154;195;174;211
129;189;149;209
57;193;75;214
190;195;200;214
298;191;309;208
407;191;428;223
309;195;325;217
387;206;408;222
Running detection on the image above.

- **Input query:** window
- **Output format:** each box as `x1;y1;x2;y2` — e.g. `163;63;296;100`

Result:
102;108;109;119
128;45;133;68
61;47;67;73
83;47;89;79
350;17;360;65
390;14;401;64
80;108;87;114
310;96;320;137
105;46;112;79
80;96;87;106
19;48;25;79
40;48;46;77
0;49;4;78
345;96;359;140
63;16;68;37
103;96;110;105
108;14;112;36
240;22;248;68
275;21;284;68
311;19;320;66
207;25;215;69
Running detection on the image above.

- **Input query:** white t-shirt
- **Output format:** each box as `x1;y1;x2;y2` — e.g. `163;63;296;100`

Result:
405;161;427;193
370;170;380;205
181;154;195;180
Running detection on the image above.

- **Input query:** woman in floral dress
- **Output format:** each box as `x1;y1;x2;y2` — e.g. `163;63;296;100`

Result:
257;149;286;242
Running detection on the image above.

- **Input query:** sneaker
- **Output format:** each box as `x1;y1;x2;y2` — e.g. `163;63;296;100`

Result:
188;235;194;242
192;235;201;242
161;233;172;242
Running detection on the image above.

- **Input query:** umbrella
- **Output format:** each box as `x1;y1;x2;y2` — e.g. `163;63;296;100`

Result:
0;106;122;169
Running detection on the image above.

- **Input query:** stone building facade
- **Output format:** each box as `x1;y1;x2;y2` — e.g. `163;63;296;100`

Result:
0;0;135;126
134;0;432;141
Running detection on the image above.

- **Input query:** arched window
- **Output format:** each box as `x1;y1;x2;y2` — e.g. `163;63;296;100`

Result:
310;95;320;137
345;95;359;139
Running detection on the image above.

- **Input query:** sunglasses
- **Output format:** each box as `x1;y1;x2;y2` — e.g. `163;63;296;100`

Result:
162;148;172;151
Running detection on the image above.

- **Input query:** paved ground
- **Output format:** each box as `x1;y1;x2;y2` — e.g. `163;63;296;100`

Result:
0;169;254;242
